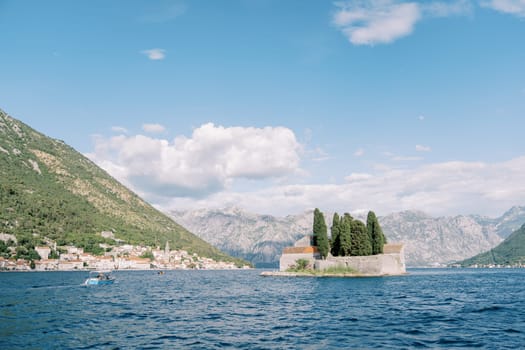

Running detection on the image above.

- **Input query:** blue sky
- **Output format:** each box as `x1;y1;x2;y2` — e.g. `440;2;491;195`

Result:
1;0;524;217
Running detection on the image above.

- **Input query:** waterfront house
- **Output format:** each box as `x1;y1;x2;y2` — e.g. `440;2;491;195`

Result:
35;246;51;260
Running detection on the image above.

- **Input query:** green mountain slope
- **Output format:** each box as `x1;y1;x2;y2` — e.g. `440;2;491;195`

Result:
0;109;244;264
459;224;525;267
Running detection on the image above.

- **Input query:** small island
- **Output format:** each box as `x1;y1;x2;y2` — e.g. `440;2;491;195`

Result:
262;209;406;277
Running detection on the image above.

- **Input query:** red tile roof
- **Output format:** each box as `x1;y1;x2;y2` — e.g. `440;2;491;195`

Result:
283;246;319;254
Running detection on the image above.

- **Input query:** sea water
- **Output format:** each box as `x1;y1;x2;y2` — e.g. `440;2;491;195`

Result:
1;268;524;349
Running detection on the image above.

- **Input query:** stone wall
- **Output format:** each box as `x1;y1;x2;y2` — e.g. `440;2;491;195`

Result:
279;239;406;276
279;251;320;271
315;244;406;276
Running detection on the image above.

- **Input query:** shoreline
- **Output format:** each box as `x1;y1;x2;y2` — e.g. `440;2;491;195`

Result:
260;271;408;278
0;267;253;273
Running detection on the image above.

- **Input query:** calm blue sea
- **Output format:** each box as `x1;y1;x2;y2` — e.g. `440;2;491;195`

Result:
1;268;524;349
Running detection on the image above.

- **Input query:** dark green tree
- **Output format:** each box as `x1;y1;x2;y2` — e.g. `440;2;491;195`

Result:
0;240;8;256
15;246;40;261
339;213;353;256
313;208;329;259
330;213;341;256
367;211;385;254
296;258;309;270
352;219;372;256
346;214;361;256
140;250;155;261
49;249;60;259
27;248;41;261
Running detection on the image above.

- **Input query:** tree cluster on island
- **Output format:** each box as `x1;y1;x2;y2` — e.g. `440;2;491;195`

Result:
312;208;387;259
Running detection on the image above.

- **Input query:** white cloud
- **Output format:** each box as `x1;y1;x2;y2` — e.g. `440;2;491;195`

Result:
384;150;425;160
142;123;166;133
310;147;331;162
141;48;166;60
423;0;473;17
481;0;525;17
354;148;365;157
87;123;302;198
111;126;128;134
140;3;187;23
332;0;472;45
333;0;421;45
391;155;423;161
345;172;373;181
418;115;425;121
164;155;525;218
415;144;431;152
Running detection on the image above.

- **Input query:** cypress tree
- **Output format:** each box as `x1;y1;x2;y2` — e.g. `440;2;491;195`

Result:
313;208;329;259
346;214;361;256
312;209;319;247
339;213;353;256
352;219;372;256
367;211;385;255
330;213;341;256
366;212;374;246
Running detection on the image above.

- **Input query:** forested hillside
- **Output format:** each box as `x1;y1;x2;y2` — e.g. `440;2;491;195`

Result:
0;109;243;264
459;224;525;267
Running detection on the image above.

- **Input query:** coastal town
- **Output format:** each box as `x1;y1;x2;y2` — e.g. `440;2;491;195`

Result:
449;263;525;269
0;233;250;271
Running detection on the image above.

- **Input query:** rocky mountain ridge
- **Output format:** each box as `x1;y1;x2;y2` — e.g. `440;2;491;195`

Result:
170;207;312;267
170;206;525;267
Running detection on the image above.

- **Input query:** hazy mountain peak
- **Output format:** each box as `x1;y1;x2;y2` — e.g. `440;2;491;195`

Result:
386;210;431;221
500;206;525;219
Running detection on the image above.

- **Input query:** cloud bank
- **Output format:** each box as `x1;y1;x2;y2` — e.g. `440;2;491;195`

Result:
87;123;302;198
88;120;525;217
164;156;525;218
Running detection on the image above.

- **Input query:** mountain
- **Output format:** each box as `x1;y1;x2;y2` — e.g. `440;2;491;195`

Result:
170;207;312;267
170;206;525;267
482;206;525;238
380;211;503;267
458;224;525;267
0;109;242;265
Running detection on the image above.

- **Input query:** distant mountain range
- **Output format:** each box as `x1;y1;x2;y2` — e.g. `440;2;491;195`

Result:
170;207;312;267
380;209;525;266
170;206;525;267
458;224;525;267
0;109;242;265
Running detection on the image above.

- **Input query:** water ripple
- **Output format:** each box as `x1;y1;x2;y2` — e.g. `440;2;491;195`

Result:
1;269;525;349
